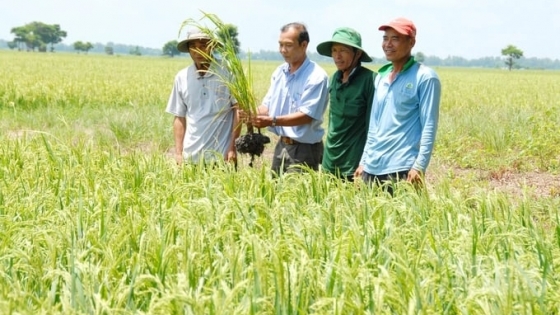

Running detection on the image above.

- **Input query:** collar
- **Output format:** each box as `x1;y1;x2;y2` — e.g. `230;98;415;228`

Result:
282;57;310;75
335;66;359;83
378;56;416;77
191;63;217;78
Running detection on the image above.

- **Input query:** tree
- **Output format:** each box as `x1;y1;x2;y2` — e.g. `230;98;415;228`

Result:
83;42;93;54
7;41;17;50
73;41;93;54
415;51;426;63
162;40;180;57
501;45;523;70
105;45;114;55
10;26;41;51
10;22;67;52
25;32;41;51
129;46;142;56
216;23;240;54
44;24;67;52
73;41;84;53
10;26;28;50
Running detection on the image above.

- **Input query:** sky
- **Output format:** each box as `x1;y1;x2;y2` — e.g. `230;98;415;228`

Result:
1;0;559;60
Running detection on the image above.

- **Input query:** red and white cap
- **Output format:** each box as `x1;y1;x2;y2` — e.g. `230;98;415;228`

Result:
379;17;416;38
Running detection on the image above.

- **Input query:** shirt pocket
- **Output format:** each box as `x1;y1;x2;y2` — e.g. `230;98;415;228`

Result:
394;82;418;118
342;100;366;118
290;91;302;111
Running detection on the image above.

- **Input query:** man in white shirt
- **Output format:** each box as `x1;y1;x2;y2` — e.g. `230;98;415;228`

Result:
166;29;240;164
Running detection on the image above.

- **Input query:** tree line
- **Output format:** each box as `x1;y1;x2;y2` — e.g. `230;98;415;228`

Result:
4;22;560;69
6;22;155;56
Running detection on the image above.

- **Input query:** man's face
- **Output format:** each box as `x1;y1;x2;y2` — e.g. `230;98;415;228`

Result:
331;43;361;71
382;28;415;62
278;27;307;64
188;39;212;66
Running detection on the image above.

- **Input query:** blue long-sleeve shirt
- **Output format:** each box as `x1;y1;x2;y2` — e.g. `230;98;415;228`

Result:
360;58;441;175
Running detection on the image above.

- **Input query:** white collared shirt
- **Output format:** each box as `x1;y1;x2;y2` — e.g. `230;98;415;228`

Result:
166;64;236;162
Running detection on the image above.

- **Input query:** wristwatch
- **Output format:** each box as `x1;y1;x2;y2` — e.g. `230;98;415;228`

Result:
271;116;277;127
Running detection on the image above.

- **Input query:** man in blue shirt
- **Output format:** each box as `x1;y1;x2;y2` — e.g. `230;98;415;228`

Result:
248;22;329;175
355;17;441;193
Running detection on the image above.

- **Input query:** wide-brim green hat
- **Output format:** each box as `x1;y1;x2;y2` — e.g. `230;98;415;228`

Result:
316;27;372;62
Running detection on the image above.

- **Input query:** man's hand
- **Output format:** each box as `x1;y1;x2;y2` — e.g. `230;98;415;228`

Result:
225;150;237;163
407;168;424;187
237;109;250;123
250;115;273;128
353;165;364;179
175;153;183;165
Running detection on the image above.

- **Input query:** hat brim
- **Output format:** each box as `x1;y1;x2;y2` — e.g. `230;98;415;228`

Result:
378;24;415;38
177;40;190;53
177;34;211;53
316;40;372;62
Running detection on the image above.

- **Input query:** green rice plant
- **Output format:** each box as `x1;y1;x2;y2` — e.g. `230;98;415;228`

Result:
434;68;560;172
1;138;560;313
180;11;258;115
3;48;560;314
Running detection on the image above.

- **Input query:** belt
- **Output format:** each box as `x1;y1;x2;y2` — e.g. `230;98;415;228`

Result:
280;136;301;145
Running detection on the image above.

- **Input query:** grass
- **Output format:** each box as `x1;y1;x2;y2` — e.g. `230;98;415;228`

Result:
434;68;560;172
1;50;560;313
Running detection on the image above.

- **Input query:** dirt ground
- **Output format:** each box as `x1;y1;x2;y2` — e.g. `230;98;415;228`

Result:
425;159;560;199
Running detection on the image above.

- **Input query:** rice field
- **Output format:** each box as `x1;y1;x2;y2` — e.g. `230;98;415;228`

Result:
1;50;560;314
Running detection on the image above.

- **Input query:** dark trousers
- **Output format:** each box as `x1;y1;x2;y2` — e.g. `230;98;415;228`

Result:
271;140;323;175
361;170;409;195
